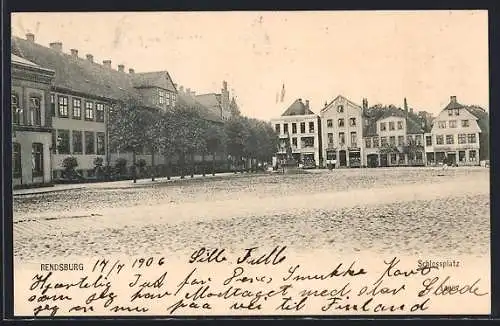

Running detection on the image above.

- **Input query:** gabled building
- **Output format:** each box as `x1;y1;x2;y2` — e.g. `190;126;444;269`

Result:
319;95;363;168
271;98;321;167
11;54;55;186
195;80;234;121
362;99;426;167
11;33;180;178
425;96;489;166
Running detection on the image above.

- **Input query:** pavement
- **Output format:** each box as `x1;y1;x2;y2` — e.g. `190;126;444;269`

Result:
12;171;238;196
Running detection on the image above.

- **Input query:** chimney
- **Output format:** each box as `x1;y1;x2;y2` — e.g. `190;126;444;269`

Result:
305;100;310;108
26;33;35;42
362;98;368;110
118;64;125;72
223;80;228;91
179;85;184;93
49;42;63;52
404;97;408;111
103;60;112;68
86;54;94;62
450;96;457;103
129;68;135;74
70;49;78;58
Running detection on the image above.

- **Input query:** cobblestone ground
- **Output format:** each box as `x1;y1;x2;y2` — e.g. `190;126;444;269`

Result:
13;167;490;262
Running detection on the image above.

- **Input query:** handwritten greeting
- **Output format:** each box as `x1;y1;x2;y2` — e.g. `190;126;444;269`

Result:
16;247;490;316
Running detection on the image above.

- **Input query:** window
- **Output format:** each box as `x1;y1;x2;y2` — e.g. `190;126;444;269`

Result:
454;108;459;116
85;131;95;154
389;121;395;131
171;93;176;106
338;118;345;127
425;136;432;146
159;90;165;104
349;118;356;126
438;121;446;128
51;94;56;117
327;119;333;128
12;93;21;124
381;137;388;146
467;133;476;143
96;103;105;122
166;92;171;106
57;130;70;154
73;98;82;119
469;150;477;161
458;134;467;144
398;135;405;146
32;143;44;177
29;97;42;126
397;121;403;130
339;132;345;144
13;142;21;178
72;131;83;154
446;135;454;144
327;133;334;145
85;102;94;121
337;105;344;113
58;95;69;117
380;122;386;131
350;132;357;147
292;123;297;134
292;137;297;147
300;122;306;133
373;137;380;147
309;122;314;133
415;135;422;145
390;154;397;164
389;136;396;145
97;132;105;155
459;151;466;162
365;138;372;148
275;124;280;133
407;135;414;143
283;123;288;133
448;110;453;116
436;135;444;145
449;120;457;128
461;120;469;127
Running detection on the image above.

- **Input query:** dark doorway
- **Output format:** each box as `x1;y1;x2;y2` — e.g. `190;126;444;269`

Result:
339;150;347;167
380;154;388;167
367;154;379;168
447;152;457;165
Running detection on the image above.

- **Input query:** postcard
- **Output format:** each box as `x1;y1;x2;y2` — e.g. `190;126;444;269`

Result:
10;10;490;317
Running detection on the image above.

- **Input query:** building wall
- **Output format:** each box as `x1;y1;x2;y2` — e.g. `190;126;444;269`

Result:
320;96;363;167
271;114;320;166
12;131;52;186
50;90;110;176
137;87;177;111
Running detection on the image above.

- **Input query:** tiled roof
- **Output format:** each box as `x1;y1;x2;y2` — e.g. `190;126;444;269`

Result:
362;105;425;137
196;93;220;108
281;99;315;116
465;105;489;134
12;53;41;67
177;93;222;123
131;71;177;92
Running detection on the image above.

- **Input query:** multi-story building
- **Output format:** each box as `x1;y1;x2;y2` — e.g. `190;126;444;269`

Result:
11;54;55;186
425;96;489;166
12;33;179;178
319;95;363;168
196;80;234;121
271;99;321;167
362;99;427;167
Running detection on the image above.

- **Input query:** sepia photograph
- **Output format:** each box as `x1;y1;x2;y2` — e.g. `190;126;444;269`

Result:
9;10;490;317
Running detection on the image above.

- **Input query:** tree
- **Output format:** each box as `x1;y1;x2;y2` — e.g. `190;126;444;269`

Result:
144;109;163;181
158;111;177;180
224;116;250;173
62;156;79;179
205;122;225;176
403;138;424;164
108;96;152;183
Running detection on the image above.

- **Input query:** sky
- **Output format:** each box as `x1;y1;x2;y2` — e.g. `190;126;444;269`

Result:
11;11;489;121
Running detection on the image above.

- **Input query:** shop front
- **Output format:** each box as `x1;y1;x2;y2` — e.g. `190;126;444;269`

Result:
348;147;361;167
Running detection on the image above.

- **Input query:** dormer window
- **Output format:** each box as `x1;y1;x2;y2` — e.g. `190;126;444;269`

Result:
448;109;453;116
454;108;460;116
337;105;344;113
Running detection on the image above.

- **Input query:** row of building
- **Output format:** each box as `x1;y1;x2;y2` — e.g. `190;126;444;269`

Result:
271;94;489;168
11;33;239;187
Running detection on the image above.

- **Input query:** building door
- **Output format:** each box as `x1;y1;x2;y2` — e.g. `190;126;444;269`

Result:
380;154;388;167
339;150;347;167
447;152;457;165
367;154;379;168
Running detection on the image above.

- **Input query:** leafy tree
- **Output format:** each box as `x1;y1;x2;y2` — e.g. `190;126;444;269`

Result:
224;116;250;172
115;158;128;176
62;156;78;179
204;122;225;176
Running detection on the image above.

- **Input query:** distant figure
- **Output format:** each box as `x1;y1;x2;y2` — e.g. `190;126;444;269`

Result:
442;157;448;171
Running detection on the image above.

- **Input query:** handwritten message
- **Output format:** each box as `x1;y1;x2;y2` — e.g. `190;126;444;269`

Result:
15;247;490;316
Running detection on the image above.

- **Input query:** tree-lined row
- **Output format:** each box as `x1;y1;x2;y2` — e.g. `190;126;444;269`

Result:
108;96;278;182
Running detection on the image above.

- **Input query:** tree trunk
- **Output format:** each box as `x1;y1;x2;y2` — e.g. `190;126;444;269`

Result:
166;155;171;180
212;151;216;176
190;152;195;178
202;152;206;177
180;152;185;179
151;150;155;181
132;151;137;183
